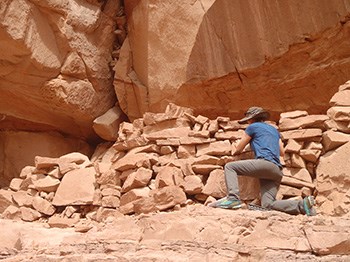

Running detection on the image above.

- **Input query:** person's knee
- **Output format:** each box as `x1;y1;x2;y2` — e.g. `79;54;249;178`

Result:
225;162;239;172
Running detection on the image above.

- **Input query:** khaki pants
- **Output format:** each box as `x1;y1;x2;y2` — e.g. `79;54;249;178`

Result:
225;159;305;215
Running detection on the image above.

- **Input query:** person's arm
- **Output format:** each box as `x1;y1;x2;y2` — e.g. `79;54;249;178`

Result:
233;132;251;156
279;139;285;157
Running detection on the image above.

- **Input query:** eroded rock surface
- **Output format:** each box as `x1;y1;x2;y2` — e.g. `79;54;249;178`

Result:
1;205;349;261
1;84;350;261
0;0;121;139
119;0;350;120
0;131;91;187
1;2;350;260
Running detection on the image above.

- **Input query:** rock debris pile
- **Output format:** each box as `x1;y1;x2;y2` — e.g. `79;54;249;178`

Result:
1;82;350;229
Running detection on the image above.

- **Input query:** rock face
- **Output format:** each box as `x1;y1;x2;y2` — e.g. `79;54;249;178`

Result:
0;131;91;187
119;0;350;120
0;0;127;188
1;1;350;259
0;0;121;139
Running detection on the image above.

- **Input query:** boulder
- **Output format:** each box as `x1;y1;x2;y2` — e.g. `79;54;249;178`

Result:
316;142;350;215
52;167;96;206
0;0;120;139
93;106;127;141
0;189;13;213
32;196;56;216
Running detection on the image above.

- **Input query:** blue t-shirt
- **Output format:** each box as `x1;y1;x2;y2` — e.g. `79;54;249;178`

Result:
245;122;281;167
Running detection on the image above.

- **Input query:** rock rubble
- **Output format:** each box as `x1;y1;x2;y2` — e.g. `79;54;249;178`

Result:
2;82;350;226
1;82;350;260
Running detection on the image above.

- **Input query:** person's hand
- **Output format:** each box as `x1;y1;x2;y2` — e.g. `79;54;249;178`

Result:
234;133;251;156
232;150;240;156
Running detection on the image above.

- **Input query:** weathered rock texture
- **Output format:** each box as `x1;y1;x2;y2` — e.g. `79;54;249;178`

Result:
119;0;350;120
0;0;128;188
1;206;350;261
1;82;350;260
1;1;350;259
316;81;350;216
2;82;350;225
0;0;122;139
3;0;350;190
0;131;91;188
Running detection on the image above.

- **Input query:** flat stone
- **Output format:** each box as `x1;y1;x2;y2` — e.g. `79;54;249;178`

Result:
144;127;191;141
281;129;323;141
279;115;329;131
196;140;232;157
281;175;315;189
122;167;153;192
52;167;96;206
32;175;60;193
151;186;187;211
280;110;308;119
322;130;350;152
0;189;13;213
180;175;203;195
32;196;56;216
214;130;244;140
113;152;156;172
48;214;80;228
20;207;41;222
9;178;24;192
329;90;350;106
202;169;227;198
327;106;350;121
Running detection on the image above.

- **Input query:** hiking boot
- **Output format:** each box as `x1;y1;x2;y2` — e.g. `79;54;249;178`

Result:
303;196;316;216
208;196;242;209
308;206;317;216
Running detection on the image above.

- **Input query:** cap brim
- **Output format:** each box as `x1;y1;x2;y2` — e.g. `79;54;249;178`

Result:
238;111;270;124
238;116;253;124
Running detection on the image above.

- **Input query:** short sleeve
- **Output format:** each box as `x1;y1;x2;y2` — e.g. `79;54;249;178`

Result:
245;124;255;137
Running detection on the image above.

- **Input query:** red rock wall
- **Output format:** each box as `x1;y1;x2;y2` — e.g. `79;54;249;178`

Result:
0;0;120;139
120;0;350;121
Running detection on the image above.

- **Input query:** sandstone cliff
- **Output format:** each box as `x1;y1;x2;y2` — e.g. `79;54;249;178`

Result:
1;1;350;260
0;0;120;139
120;0;350;120
0;0;126;185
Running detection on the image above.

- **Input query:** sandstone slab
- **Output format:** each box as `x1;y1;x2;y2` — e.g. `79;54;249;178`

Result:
52;167;96;206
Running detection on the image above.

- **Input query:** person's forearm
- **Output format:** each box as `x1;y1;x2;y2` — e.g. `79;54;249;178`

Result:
233;133;251;156
279;139;285;157
233;142;245;155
